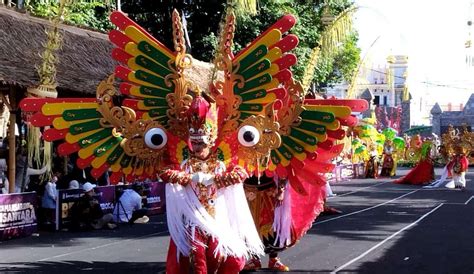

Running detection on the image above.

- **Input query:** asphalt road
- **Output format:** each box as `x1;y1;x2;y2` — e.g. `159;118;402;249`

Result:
1;167;473;274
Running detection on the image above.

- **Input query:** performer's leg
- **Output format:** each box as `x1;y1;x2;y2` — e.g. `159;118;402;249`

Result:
205;236;245;274
217;256;245;274
191;229;208;274
268;252;289;271
166;239;190;274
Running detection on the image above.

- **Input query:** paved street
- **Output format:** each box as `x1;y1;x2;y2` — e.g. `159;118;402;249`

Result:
1;167;473;273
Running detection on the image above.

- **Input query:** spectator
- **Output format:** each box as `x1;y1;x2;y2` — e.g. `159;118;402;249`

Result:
69;180;80;190
70;182;116;230
0;159;8;194
113;184;149;224
42;172;59;225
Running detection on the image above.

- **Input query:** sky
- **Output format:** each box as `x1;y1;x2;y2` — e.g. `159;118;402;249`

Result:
354;0;474;107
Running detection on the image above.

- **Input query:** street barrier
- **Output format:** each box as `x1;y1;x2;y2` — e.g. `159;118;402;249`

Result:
0;192;38;240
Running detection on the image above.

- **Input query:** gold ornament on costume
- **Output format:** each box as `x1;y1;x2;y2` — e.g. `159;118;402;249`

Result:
96;76;166;162
277;79;305;136
165;10;194;140
214;11;245;136
238;104;281;169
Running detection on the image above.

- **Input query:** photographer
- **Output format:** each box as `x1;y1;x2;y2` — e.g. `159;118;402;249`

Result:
113;184;149;224
70;182;116;230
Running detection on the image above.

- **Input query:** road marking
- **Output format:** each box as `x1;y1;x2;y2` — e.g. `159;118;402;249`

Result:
314;189;420;225
331;203;445;273
334;181;389;197
37;230;169;262
443;195;474;205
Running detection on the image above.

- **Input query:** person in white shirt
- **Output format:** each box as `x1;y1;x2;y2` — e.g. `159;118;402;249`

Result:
42;173;59;225
113;184;148;224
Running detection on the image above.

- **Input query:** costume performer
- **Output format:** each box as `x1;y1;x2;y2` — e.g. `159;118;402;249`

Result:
394;140;435;185
380;139;395;177
241;81;367;271
365;144;379;178
20;9;368;273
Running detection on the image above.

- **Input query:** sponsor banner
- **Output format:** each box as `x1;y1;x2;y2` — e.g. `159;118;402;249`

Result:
56;186;115;231
0;192;38;240
145;182;165;215
56;183;165;230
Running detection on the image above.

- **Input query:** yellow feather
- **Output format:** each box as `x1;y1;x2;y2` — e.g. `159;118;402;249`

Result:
135;165;144;176
52;118;96;130
124;26;175;59
235;29;282;63
246;93;276;104
65;129;102;144
110;156;124;172
42;103;98;116
91;143;120;169
268;161;277;171
275;150;290;167
290;136;317;153
283;143;307;162
304;105;351;118
240;78;279;95
123;166;133;175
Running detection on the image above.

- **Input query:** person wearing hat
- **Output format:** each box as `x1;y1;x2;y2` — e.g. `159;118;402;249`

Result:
70;182;116;230
69;180;80;190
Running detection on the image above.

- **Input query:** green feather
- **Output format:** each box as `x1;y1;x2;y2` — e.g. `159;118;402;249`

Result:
135;70;173;92
240;59;271;80
290;128;318;146
236;44;268;73
300;110;335;122
63;109;100;121
94;137;121;157
79;129;113;148
137;41;173;70
70;119;102;135
107;145;124;165
234;73;272;94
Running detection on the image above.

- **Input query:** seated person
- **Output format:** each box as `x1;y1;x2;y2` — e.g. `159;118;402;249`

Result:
113;184;149;224
70;182;116;230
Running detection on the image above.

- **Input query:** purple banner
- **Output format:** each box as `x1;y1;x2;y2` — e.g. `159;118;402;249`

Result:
0;192;38;240
56;186;116;231
145;182;165;215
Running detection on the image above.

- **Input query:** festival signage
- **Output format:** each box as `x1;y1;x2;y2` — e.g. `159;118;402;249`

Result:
145;182;165;215
55;186;116;231
0;192;38;240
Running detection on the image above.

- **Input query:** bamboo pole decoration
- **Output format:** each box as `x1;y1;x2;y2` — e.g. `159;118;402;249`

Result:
301;6;357;95
26;0;70;182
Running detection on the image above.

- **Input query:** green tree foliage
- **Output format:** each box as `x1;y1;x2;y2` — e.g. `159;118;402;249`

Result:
25;0;360;87
120;0;359;87
26;0;113;32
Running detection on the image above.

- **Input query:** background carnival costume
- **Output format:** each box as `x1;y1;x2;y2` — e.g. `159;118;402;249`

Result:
394;137;435;185
425;125;470;190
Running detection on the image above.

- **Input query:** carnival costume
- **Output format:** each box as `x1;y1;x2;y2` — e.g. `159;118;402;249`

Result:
394;139;434;185
380;140;395;177
425;125;470;190
20;9;368;273
364;145;379;178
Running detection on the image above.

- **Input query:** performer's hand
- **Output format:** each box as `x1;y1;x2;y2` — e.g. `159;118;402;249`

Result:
201;174;214;186
192;172;205;184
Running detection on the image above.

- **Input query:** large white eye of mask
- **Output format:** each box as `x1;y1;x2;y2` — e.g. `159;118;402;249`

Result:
238;125;260;147
144;128;168;149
